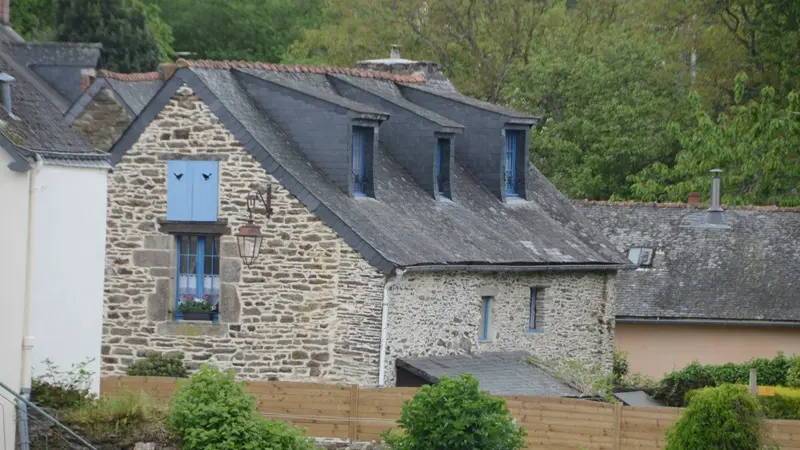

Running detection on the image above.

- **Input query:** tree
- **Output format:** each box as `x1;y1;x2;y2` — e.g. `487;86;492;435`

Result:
383;375;526;450
152;0;324;62
632;74;800;206
507;3;688;200
56;0;162;72
10;0;57;40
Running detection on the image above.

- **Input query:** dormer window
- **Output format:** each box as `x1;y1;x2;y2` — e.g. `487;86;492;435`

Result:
351;125;375;197
504;130;523;197
436;137;452;199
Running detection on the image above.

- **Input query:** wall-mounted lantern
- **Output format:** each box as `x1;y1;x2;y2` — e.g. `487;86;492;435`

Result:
236;184;273;266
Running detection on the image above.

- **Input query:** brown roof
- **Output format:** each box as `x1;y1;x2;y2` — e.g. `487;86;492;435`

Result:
99;70;162;81
176;59;426;83
573;199;800;212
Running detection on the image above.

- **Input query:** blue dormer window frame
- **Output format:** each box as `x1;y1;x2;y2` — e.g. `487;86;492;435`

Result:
352;126;368;196
436;137;451;198
504;131;522;197
175;235;220;322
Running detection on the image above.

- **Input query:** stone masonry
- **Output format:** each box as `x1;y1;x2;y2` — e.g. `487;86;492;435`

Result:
72;88;134;151
384;271;616;385
103;84;386;384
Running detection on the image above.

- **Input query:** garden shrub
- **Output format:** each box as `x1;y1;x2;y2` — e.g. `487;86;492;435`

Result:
169;365;315;450
383;374;526;450
653;362;716;407
613;350;629;380
65;391;170;439
786;356;800;387
31;358;95;409
749;352;790;386
665;384;768;450
126;352;188;378
760;393;800;420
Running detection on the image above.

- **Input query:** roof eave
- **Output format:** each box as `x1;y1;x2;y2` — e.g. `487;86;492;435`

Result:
616;317;800;328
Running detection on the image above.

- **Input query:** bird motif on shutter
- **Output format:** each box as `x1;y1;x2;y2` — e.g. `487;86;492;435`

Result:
174;173;184;180
202;173;212;181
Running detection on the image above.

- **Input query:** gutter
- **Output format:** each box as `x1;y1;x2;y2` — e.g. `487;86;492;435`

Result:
617;317;800;328
401;263;636;273
378;268;405;386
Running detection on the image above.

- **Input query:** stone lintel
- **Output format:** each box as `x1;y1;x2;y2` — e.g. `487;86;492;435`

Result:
157;219;231;235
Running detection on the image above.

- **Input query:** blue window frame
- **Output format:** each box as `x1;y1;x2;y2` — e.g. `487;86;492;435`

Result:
529;288;538;331
167;160;219;221
175;235;220;321
352;127;367;196
479;296;491;341
436;138;450;197
504;131;522;196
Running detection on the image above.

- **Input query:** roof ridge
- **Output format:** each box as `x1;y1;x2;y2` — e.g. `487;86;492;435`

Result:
11;41;103;48
176;58;426;84
99;70;162;82
573;199;800;212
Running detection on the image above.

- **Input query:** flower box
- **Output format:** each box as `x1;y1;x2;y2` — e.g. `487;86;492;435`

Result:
182;311;215;321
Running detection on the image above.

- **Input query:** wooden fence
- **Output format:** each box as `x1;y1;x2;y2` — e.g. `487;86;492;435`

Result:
101;376;800;449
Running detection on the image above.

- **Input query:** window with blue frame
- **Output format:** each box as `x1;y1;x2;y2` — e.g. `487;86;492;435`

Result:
351;127;368;196
479;296;492;340
436;138;451;198
504;130;523;197
175;235;220;321
167;160;219;221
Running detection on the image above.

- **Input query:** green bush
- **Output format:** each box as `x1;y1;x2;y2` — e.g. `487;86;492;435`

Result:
169;365;315;450
126;352;188;378
65;391;168;435
383;374;526;450
750;352;790;386
653;362;716;407
613;350;629;380
786;357;800;388
759;391;800;420
665;384;767;450
31;358;95;409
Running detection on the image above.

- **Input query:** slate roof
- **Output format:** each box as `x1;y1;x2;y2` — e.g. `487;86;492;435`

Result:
65;70;165;124
110;61;628;273
8;42;102;105
0;42;105;170
397;352;581;397
574;201;800;322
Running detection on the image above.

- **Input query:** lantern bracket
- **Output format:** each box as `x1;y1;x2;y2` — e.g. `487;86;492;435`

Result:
247;184;273;221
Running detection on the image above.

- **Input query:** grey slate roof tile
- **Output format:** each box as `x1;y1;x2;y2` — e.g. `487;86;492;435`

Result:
575;201;800;322
398;352;581;397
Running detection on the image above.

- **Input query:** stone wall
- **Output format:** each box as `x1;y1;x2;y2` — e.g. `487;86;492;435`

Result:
384;271;615;385
72;88;134;151
103;84;386;384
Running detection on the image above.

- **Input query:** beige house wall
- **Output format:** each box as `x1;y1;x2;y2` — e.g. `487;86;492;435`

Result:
617;323;800;378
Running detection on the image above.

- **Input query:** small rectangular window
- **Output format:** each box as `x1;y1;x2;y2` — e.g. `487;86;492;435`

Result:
436;138;451;198
176;235;220;321
479;296;492;340
529;288;540;331
352;126;369;196
167;160;219;221
504;131;520;196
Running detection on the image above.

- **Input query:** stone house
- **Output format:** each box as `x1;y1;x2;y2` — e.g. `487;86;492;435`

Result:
101;55;628;387
575;175;800;377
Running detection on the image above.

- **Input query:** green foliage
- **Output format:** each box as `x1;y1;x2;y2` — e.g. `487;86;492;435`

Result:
653;362;717;407
383;374;526;450
126;352;188;378
633;75;800;206
31;358;95;409
786;357;800;388
613;350;630;380
169;365;315;450
665;384;767;450
10;0;57;40
760;393;800;420
55;0;162;72
152;0;324;62
66;391;167;433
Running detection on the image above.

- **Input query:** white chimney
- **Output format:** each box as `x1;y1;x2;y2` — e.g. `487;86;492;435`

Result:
705;169;725;225
390;45;401;59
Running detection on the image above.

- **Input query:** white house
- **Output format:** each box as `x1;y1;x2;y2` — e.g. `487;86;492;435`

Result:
0;19;109;449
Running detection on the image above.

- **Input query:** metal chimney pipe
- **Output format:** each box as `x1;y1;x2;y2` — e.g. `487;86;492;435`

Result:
390;44;401;59
0;72;15;116
709;169;723;212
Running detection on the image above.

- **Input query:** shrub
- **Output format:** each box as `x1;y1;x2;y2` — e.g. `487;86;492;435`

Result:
66;391;167;432
750;352;790;386
383;374;526;450
31;358;95;409
126;352;188;378
760;393;800;420
169;365;315;450
613;350;629;380
653;362;716;407
786;357;800;388
665;384;768;450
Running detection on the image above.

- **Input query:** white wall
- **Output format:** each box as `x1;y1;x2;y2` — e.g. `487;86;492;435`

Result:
28;164;108;394
0;150;30;450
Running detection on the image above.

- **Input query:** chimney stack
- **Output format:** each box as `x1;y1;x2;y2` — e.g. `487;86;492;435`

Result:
687;191;701;205
390;44;401;59
0;0;9;25
705;169;725;225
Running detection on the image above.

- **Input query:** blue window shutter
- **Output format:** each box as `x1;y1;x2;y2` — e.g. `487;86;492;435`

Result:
167;160;192;220
504;132;518;196
190;161;219;221
436;140;443;194
529;288;537;330
480;296;491;340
